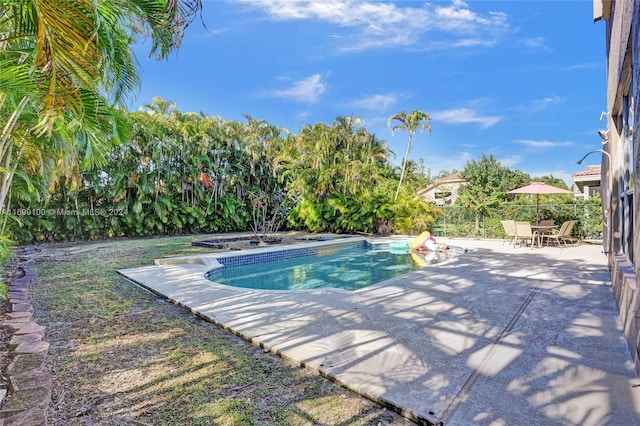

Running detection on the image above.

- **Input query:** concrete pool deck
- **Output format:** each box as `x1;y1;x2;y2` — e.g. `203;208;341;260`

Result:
118;238;640;425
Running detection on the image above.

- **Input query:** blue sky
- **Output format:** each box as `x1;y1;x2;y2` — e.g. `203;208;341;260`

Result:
131;0;606;186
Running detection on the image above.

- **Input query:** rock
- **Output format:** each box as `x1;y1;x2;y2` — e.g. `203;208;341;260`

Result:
13;323;45;336
8;303;31;313
6;354;45;375
8;334;42;350
9;371;52;392
7;291;27;300
0;266;49;425
13;341;49;355
3;312;31;321
0;407;47;425
0;387;51;412
0;319;30;333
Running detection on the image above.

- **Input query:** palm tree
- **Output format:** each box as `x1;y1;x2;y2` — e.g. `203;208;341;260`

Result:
143;97;178;117
388;109;431;201
457;188;502;238
0;0;202;216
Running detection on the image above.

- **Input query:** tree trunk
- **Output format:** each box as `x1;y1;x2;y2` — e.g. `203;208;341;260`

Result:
474;214;480;238
394;132;414;202
0;97;29;215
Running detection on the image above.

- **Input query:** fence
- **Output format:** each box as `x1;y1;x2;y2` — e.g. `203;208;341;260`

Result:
431;203;603;240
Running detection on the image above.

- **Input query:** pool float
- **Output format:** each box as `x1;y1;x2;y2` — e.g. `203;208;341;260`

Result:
389;241;411;253
410;252;428;267
410;231;441;251
411;250;439;267
424;239;440;251
445;246;467;255
409;231;432;250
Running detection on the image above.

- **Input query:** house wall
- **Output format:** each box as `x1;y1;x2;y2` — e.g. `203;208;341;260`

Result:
585;184;603;199
602;0;640;373
420;179;467;206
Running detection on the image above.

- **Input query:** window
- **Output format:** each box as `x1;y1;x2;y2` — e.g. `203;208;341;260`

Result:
619;91;634;264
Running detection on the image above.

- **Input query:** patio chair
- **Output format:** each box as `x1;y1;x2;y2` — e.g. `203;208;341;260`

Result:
500;220;517;245
541;220;577;247
514;221;537;249
538;219;555;228
535;219;555;240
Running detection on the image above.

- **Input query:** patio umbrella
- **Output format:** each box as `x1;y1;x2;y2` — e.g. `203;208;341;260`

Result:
507;182;573;223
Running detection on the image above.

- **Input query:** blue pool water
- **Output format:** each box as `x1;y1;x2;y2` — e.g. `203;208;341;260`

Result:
205;241;446;291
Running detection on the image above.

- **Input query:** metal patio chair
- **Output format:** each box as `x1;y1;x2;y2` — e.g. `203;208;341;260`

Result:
541;220;577;247
514;221;537;249
500;220;517;246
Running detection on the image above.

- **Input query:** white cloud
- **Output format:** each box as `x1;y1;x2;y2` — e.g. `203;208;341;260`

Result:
498;155;522;168
271;74;327;104
531;95;565;111
431;108;502;128
453;38;497;48
434;0;508;32
348;93;397;111
516;139;573;149
241;0;408;25
238;0;511;52
521;36;548;50
422;151;474;175
562;63;600;72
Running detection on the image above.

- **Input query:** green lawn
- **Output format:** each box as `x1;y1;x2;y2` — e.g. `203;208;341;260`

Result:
27;235;409;425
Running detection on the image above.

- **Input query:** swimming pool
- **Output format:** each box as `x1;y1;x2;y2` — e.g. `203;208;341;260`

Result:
204;240;446;291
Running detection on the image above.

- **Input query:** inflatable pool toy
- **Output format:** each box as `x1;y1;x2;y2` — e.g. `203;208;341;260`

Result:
446;246;467;255
389;241;411;254
410;231;432;250
423;239;439;251
411;250;439;267
410;231;441;251
410;252;427;267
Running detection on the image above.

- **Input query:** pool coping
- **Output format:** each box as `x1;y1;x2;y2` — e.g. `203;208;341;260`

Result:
156;236;370;268
117;238;640;425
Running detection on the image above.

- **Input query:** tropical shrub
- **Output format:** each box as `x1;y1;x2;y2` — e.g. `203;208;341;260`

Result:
0;234;12;300
249;189;290;239
391;195;439;235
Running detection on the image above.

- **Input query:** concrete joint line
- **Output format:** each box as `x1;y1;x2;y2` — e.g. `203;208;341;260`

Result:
438;280;544;425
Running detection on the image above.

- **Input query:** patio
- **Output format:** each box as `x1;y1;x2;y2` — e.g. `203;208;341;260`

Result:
119;238;640;425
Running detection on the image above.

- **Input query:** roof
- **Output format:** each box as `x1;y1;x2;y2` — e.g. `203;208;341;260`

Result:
436;172;465;183
572;166;601;177
419;172;467;195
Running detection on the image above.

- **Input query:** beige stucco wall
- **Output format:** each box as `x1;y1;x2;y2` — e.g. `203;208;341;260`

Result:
602;0;640;372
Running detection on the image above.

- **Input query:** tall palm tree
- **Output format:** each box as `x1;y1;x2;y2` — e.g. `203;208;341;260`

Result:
144;97;178;117
388;109;431;201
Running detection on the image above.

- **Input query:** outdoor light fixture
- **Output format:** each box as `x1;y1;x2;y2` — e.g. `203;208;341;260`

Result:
600;111;609;122
598;129;609;144
577;149;612;165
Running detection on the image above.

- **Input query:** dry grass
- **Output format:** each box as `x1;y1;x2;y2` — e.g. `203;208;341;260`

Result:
17;233;412;425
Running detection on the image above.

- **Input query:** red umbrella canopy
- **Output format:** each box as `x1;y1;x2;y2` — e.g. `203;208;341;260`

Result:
507;182;573;223
507;182;573;195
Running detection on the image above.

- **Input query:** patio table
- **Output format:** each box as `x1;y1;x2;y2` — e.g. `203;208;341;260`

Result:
532;225;554;247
